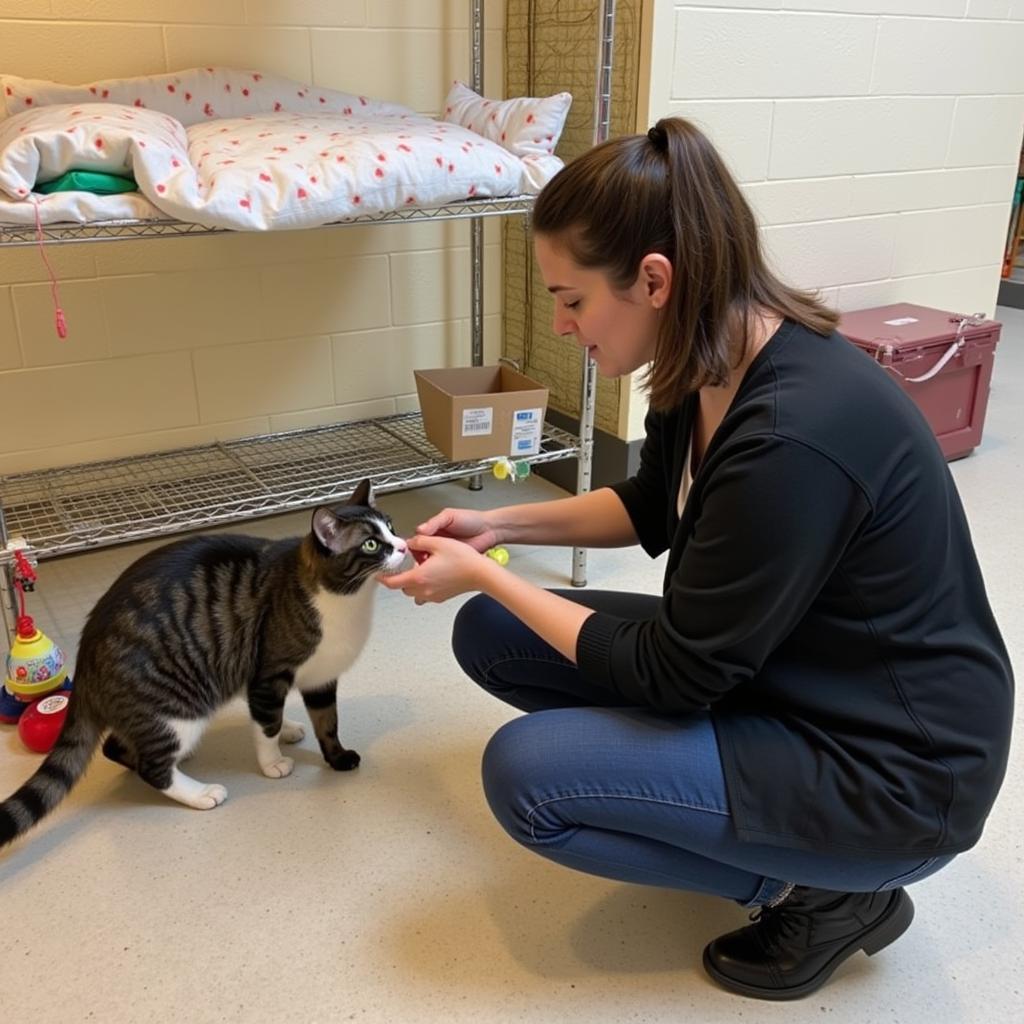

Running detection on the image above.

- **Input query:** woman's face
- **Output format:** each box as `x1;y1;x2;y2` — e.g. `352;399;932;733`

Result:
533;233;670;378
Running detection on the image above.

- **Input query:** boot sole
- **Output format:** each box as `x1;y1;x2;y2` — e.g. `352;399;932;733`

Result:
702;888;915;1001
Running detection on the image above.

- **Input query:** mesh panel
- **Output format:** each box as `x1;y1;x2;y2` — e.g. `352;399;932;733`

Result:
0;413;580;562
503;0;642;434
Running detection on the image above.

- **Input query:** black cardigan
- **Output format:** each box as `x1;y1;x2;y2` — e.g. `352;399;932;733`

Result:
576;320;1013;858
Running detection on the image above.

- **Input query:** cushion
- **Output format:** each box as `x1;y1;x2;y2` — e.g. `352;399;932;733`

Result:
0;67;409;127
440;81;571;160
0;103;188;201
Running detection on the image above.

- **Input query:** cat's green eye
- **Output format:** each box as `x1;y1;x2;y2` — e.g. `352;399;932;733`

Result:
361;538;380;554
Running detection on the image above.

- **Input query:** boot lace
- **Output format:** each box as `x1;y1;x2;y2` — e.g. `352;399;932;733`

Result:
747;903;807;952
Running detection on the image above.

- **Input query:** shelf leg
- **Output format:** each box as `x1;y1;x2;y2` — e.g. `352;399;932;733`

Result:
0;505;13;645
571;353;598;587
0;564;13;648
570;0;617;587
468;169;485;492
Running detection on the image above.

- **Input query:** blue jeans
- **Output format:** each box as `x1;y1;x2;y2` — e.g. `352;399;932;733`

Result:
454;591;954;907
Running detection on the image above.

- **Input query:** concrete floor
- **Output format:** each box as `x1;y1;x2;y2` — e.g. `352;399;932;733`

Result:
1;308;1021;1024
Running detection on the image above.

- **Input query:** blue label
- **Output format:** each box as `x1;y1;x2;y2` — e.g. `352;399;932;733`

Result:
516;440;532;450
516;411;535;421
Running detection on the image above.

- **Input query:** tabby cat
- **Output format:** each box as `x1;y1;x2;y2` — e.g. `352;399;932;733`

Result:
0;478;406;849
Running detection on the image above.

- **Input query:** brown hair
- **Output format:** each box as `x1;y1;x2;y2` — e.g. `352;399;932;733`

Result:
531;117;839;411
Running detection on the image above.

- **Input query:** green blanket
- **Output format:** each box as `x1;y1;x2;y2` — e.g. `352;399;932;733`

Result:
36;170;138;195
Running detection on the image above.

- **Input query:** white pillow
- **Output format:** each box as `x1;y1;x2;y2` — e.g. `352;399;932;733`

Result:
0;67;410;127
441;81;571;160
0;103;188;200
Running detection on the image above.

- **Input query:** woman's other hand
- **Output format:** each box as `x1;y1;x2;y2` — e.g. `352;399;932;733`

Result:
415;507;500;554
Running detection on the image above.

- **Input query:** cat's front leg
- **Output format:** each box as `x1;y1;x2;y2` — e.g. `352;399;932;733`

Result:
300;684;360;771
248;671;295;779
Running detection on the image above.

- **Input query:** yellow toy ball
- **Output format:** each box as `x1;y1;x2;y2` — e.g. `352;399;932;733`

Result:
486;546;510;566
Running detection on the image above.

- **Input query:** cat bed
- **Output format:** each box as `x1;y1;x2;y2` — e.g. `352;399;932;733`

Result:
0;68;572;232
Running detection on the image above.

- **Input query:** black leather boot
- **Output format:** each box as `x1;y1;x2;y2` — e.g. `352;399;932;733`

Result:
702;885;914;1000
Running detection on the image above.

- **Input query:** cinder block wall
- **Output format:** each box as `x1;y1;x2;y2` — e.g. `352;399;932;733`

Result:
0;0;505;475
4;2;1021;463
622;0;1024;440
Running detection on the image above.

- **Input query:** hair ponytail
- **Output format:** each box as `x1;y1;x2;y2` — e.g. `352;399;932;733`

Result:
532;117;838;410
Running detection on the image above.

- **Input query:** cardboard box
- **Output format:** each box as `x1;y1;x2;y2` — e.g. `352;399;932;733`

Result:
414;365;549;461
838;303;1001;461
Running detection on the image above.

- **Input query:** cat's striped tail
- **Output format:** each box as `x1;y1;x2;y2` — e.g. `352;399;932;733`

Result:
0;693;102;849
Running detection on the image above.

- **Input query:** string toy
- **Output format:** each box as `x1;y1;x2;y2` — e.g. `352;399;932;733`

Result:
31;196;68;339
11;549;38;637
2;549;71;737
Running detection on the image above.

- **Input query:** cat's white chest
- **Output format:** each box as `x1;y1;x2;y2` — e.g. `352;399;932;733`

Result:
293;585;374;692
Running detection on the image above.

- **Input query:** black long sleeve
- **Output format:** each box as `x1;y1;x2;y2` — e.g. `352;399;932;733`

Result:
570;320;1012;858
579;436;869;712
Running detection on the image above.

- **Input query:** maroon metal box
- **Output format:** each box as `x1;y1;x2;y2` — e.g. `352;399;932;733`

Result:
838;302;1001;461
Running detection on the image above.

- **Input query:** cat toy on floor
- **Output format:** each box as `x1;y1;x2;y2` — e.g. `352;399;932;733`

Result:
1;549;73;751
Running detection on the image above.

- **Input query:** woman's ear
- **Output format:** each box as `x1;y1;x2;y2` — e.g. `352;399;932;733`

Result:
639;253;673;310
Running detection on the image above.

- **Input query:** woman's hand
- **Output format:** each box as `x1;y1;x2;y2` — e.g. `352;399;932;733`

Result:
415;507;500;553
378;534;498;605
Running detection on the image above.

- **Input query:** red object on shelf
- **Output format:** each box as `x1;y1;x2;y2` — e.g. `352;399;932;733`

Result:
838;303;1001;461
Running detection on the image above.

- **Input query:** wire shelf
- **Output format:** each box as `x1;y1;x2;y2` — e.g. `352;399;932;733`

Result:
0;195;535;247
0;412;580;563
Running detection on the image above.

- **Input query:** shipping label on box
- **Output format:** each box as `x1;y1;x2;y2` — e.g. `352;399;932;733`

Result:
510;408;543;455
461;407;494;437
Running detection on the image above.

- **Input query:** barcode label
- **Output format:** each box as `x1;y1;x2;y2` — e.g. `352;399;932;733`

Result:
461;407;493;436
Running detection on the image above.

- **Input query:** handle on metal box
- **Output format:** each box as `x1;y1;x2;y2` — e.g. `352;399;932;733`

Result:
885;312;986;384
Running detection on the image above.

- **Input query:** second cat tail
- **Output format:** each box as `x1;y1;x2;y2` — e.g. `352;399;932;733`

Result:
0;687;103;850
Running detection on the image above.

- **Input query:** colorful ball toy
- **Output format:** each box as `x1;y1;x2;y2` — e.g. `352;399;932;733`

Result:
18;691;71;753
5;619;68;701
1;549;72;736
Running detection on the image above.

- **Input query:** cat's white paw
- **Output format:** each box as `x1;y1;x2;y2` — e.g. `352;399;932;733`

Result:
162;769;228;810
194;783;228;809
261;756;294;779
280;719;305;744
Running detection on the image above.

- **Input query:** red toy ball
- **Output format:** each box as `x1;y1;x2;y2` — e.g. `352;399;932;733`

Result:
18;692;70;754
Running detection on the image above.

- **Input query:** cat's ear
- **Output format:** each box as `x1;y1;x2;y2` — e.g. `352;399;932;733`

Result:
348;477;374;508
312;507;350;554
